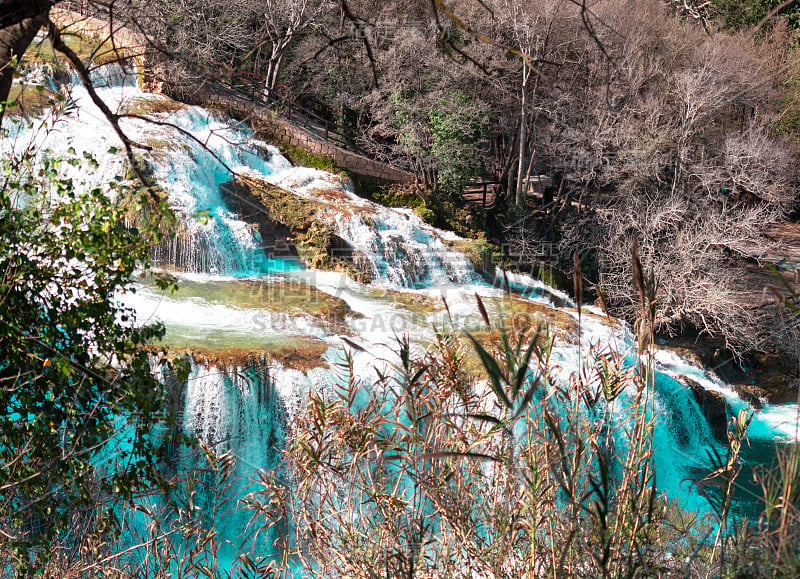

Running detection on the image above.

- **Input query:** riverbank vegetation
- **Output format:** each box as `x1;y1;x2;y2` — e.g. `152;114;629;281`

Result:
263;306;800;578
7;296;800;577
0;144;181;572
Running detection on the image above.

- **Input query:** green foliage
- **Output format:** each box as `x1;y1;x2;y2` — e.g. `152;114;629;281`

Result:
711;0;800;30
413;203;436;223
0;147;176;571
428;92;488;194
390;89;428;164
389;90;489;193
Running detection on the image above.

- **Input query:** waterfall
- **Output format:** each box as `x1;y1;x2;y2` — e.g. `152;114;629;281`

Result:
5;58;800;569
181;360;285;472
142;357;298;570
332;209;477;288
72;61;138;90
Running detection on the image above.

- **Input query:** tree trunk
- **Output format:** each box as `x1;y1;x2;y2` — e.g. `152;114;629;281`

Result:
265;40;287;96
515;58;530;207
1;8;50;127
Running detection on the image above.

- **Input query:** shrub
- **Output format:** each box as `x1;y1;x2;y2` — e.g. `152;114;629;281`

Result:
0;145;179;572
257;296;699;577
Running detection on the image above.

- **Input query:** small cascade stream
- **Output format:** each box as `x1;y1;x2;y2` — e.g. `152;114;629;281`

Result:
4;61;800;567
332;208;477;287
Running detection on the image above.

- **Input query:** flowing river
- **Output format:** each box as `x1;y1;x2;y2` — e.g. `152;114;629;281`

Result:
4;60;800;570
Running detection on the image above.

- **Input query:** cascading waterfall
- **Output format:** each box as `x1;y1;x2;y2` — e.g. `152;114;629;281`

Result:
181;361;285;473
143;107;305;277
177;357;328;472
173;358;287;560
332;208;477;288
5;59;800;566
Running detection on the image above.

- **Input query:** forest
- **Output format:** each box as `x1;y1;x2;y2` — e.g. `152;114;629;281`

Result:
2;0;800;576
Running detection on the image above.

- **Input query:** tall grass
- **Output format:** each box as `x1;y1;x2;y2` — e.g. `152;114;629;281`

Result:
245;246;800;578
243;273;664;578
10;320;800;577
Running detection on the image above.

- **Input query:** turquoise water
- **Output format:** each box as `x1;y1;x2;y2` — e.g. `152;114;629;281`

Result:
4;61;799;573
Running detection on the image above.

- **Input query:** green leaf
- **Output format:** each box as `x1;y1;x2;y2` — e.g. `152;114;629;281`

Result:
511;327;540;397
192;208;212;225
512;377;541;422
467;413;502;426
466;332;512;409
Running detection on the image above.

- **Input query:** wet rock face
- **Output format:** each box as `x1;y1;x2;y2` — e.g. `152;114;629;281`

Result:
731;384;763;410
683;376;730;441
219;178;374;282
219;179;298;259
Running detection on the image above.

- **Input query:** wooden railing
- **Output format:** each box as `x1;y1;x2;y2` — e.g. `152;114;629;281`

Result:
59;0;103;18
226;71;353;150
462;179;501;209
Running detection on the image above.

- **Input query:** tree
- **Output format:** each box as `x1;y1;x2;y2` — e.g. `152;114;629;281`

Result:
428;92;489;193
135;0;331;96
0;1;55;125
0;141;179;570
0;1;184;570
497;0;547;206
256;0;329;95
506;0;799;361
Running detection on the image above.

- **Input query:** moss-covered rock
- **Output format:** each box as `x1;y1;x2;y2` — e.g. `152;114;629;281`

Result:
481;295;580;341
3;83;60;118
142;274;360;334
368;184;426;208
444;237;502;278
751;350;799;403
21;32;133;71
535;265;572;293
366;288;446;317
277;142;345;175
656;335;799;405
414;204;436;224
350;174;398;202
461;297;581;377
162;335;331;372
221;177;373;283
119;96;187;116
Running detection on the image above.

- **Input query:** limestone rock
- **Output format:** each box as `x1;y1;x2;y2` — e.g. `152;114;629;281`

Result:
683;377;730;441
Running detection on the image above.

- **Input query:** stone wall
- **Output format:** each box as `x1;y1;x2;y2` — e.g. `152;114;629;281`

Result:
268;118;415;183
200;90;415;183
